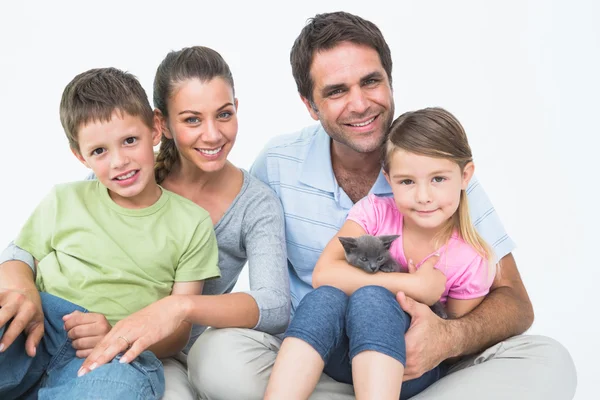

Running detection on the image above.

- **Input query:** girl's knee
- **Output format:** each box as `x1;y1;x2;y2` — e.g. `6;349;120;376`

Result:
347;286;410;332
348;285;397;310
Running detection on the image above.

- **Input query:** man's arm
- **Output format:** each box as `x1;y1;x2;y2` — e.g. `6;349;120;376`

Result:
397;253;534;381
446;253;533;356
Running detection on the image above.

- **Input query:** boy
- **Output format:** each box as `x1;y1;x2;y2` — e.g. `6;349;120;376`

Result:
0;67;220;399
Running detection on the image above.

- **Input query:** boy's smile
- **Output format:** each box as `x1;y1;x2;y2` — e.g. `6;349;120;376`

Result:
74;110;162;208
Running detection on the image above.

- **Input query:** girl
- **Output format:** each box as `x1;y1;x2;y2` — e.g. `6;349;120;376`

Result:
264;107;496;400
4;46;290;400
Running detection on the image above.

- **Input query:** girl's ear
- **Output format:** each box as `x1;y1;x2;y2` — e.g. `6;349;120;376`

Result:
154;109;172;140
383;170;391;185
461;161;475;190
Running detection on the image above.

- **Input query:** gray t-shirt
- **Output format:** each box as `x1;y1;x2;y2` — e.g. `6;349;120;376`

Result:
1;169;290;352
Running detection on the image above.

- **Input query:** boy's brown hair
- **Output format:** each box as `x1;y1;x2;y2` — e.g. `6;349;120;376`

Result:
59;67;154;152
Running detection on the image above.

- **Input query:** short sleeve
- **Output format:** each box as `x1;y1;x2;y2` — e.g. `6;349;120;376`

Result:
250;145;270;187
346;195;380;234
447;256;495;300
174;216;221;282
14;187;58;262
466;176;515;260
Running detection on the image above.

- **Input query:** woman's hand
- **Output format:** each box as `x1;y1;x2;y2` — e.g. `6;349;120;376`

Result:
63;311;112;358
77;295;189;377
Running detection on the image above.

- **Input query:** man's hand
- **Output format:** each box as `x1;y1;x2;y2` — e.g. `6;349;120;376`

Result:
0;288;44;356
397;291;453;381
63;311;112;358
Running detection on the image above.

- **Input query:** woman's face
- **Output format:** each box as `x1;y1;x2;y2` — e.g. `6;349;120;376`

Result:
164;77;238;174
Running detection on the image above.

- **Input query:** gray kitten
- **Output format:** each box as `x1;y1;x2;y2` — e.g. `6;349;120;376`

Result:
338;234;448;319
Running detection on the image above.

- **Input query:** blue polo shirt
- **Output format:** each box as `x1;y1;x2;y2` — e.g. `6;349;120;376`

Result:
250;124;515;316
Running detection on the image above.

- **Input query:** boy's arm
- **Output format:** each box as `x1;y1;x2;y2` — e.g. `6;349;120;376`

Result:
146;280;204;359
0;242;36;277
0;260;44;356
313;220;446;305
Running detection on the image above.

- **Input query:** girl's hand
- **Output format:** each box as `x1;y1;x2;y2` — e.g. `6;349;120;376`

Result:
63;311;112;358
77;295;188;377
412;255;446;305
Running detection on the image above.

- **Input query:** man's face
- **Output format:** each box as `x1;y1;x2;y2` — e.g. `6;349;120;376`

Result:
303;42;394;155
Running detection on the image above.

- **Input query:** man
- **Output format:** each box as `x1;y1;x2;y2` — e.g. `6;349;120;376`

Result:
187;11;577;400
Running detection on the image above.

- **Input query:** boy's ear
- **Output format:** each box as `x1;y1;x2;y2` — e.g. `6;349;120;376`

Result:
461;162;475;190
151;112;162;146
300;95;319;121
154;109;171;140
71;148;90;168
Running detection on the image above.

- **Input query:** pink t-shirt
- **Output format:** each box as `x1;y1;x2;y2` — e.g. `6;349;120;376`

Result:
347;194;494;303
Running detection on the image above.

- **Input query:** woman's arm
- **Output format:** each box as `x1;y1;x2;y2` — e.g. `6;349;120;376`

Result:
312;220;446;305
145;280;203;359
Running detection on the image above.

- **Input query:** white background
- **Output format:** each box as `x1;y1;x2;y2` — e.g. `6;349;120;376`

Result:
0;1;596;398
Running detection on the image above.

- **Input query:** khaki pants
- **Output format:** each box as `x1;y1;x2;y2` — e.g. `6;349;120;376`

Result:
161;353;197;400
187;328;577;400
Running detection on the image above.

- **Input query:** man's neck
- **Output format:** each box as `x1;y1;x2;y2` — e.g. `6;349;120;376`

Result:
330;140;382;174
330;140;382;203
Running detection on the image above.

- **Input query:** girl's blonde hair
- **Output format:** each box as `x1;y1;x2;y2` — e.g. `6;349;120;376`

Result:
383;107;496;275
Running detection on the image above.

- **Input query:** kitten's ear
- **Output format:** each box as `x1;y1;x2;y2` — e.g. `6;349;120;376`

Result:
338;237;358;252
378;235;400;250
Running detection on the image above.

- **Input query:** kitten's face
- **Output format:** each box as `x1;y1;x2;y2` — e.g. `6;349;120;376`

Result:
338;235;399;273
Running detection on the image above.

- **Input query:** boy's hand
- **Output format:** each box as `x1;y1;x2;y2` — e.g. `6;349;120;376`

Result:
63;311;112;358
0;288;44;356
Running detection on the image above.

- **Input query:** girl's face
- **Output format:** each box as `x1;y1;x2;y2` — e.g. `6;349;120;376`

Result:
163;77;238;174
384;148;474;232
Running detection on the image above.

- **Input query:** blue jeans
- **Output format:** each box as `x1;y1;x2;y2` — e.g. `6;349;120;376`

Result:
0;292;164;400
285;285;447;400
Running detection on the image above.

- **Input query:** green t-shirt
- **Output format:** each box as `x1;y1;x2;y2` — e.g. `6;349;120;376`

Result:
15;180;220;326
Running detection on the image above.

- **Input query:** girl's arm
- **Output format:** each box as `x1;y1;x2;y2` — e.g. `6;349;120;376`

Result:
312;220;446;305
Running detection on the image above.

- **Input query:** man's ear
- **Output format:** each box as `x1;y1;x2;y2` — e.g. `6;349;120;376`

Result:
461;161;475;190
71;148;90;168
300;95;319;121
154;109;172;140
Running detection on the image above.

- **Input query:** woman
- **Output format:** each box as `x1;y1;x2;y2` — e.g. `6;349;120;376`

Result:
3;46;289;400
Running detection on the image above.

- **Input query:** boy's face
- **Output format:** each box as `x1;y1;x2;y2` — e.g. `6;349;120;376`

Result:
73;111;161;208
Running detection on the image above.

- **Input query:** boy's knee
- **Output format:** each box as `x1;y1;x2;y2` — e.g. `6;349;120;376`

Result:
73;351;164;399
